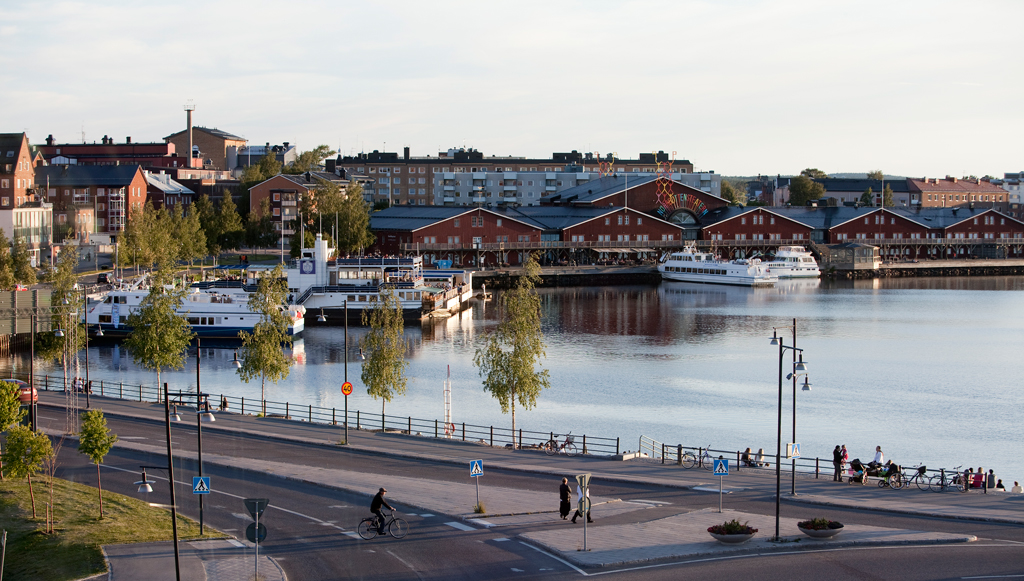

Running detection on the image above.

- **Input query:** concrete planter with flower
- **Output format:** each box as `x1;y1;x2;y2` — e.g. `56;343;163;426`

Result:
707;519;758;544
797;518;844;539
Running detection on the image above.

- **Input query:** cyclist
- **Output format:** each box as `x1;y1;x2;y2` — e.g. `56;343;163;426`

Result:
370;487;393;534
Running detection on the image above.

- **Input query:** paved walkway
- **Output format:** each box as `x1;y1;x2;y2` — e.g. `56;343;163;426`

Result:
37;392;1019;575
104;539;285;581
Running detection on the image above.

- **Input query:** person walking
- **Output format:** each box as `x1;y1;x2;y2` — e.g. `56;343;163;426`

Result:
558;478;572;520
832;445;843;482
571;482;592;524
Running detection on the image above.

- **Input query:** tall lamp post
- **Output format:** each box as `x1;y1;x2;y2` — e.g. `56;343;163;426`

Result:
169;387;214;534
772;319;813;497
134;383;182;581
768;331;807;541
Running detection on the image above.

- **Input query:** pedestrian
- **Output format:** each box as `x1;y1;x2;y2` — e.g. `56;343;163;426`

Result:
988;469;996;489
840;445;849;476
1011;481;1023;493
832;445;843;482
571;482;592;524
756;448;769;467
558;478;571;520
996;479;1005;491
219;396;229;412
870;446;884;469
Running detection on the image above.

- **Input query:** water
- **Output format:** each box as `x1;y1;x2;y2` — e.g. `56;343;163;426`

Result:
9;276;1024;482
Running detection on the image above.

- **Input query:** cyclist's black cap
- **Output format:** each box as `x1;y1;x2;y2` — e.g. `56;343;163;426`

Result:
379;487;387;492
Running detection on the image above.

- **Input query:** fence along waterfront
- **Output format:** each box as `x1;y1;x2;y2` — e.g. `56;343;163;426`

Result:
26;373;620;456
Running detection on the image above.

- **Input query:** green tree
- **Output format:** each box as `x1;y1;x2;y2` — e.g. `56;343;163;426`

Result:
860;187;874;206
882;184;894;207
78;409;119;518
236;264;292;407
867;170;884;180
285;145;336;174
721;181;746;206
194;194;222;261
11;234;36;286
788;175;826;206
124;285;196;399
218;191;244;251
35;247;86;391
337;183;375;255
0;229;15;291
360;287;408;419
0;380;27;480
473;253;550;448
800;168;829;179
3;424;53;518
289;230;316;259
245;198;277;254
177;206;208;267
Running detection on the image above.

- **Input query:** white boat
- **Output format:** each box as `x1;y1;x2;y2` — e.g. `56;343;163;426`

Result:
764;246;821;278
225;234;474;321
87;285;305;339
658;246;777;287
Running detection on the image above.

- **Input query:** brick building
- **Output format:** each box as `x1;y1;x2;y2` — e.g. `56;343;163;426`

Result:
0;133;39;208
164;127;246;171
36;135;193;169
35;165;147;239
145;171;195;209
248;172;352;246
909;177;1008;211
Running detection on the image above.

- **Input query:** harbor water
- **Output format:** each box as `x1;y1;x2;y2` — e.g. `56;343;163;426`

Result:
8;276;1024;482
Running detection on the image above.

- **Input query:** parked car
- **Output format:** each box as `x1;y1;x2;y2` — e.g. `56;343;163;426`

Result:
97;273;110;284
2;379;36;404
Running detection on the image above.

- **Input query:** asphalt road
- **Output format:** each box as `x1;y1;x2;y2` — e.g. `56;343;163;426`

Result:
41;410;1024;580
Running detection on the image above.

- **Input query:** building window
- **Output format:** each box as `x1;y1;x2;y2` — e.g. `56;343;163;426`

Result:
0;198;7;207
496;219;502;227
605;218;610;225
273;208;280;216
454;218;460;227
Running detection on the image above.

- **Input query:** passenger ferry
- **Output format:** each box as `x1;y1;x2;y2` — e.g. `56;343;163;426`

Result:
764;246;821;278
658;246;777;287
86;285;305;339
197;234;474;322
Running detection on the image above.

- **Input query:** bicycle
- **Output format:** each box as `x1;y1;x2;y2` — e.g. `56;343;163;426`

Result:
902;465;930;491
357;509;409;539
680;446;715;470
544;433;577;456
928;465;967;493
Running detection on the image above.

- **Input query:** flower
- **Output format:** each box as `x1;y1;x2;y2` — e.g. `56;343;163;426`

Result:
707;519;758;535
797;518;844;530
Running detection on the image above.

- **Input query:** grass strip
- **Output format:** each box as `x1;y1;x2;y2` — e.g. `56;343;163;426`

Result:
0;475;223;581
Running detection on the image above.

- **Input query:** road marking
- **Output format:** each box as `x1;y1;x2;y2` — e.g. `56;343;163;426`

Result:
444;522;476;531
493;538;510;542
692;486;733;493
631;500;671;505
419;513;434;518
227;539;245;548
386;550;424;579
467;518;496;528
520;542;588;576
962;576;1024;579
343;532;361;539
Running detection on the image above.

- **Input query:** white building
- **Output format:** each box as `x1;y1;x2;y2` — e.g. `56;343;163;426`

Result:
0;203;53;266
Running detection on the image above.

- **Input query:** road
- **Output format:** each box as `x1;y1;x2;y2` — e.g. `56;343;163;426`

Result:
40;409;1024;580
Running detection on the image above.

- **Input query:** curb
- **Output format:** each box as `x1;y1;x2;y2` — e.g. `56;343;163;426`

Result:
781;494;1024;526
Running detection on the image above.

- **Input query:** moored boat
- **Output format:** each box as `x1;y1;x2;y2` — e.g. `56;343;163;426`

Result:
658;246;777;287
764;246;821;278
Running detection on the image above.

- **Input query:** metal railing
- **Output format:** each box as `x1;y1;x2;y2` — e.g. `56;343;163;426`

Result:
23;372;620;456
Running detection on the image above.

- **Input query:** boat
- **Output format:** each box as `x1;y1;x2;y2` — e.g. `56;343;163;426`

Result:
197;234;474;321
764;246;821;278
86;284;305;339
658;246;777;287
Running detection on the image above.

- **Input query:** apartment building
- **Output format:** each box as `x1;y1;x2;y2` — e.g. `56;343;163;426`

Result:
995;172;1023;218
909;177;1008;212
164;127;246;171
35;164;147;240
0;133;39;208
333;148;706;207
36;135;192;169
0;205;53;266
248;171;353;246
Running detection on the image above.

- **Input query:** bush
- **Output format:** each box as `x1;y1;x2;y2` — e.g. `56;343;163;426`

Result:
797;518;843;530
708;519;757;535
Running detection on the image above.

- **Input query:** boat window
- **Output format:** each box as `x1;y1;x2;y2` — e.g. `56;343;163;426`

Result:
188;317;200;325
119;316;127;323
103;296;112;304
99;315;111;323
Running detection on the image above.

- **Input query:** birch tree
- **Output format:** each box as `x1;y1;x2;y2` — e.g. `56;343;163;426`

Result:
0;380;26;480
236;264;292;409
474;253;550;448
360;287;408;420
3;425;53;518
124;284;195;398
78;409;118;518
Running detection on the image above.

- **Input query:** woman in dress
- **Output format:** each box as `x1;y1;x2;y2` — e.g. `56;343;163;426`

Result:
558;478;572;520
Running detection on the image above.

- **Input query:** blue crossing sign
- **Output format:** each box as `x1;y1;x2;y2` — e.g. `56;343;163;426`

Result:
713;458;729;476
469;459;483;477
192;476;211;494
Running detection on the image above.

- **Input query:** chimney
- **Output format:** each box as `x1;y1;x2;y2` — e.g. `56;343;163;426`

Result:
283;142;289;149
126;136;131;144
45;134;54;146
404;146;410;160
184;101;195;168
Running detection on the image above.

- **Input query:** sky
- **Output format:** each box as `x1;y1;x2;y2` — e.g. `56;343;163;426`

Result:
1;0;1021;178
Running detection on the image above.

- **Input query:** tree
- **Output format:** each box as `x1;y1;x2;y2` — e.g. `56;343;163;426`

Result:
11;234;36;286
867;170;884;180
124;285;196;399
176;206;207;267
3;424;53;518
0;229;15;291
35;247;86;392
78;409;118;518
117;203;150;273
337;183;375;255
860;185;894;207
800;168;829;179
285;145;336;174
237;264;292;408
289;230;316;258
360;287;408;419
721;181;746;206
788;175;826;206
474;253;550;448
0;380;26;480
245;198;277;254
194;194;221;261
218;191;245;251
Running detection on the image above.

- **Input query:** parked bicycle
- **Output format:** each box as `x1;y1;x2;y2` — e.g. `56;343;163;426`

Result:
681;446;716;470
358;509;409;539
929;465;967;493
544;433;577;456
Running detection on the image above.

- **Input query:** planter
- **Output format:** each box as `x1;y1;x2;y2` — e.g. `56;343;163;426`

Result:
797;525;844;539
709;532;756;544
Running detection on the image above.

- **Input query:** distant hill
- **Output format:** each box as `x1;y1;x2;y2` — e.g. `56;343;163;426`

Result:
724;173;906;181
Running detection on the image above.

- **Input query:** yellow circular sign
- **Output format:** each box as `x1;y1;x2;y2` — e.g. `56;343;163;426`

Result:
341;382;353;396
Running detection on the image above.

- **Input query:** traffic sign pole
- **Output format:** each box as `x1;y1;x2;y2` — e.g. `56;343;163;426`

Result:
720;474;723;513
712;458;729;513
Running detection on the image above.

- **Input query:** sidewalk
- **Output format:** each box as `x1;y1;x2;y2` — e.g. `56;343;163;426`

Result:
104;539;285;581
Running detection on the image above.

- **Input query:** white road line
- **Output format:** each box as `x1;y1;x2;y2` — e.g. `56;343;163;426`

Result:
444;522;476;531
631;500;671;505
386;550;426;580
226;539;245;547
492;538;510;542
343;532;361;539
467;519;496;528
962;576;1024;579
520;542;589;576
419;513;434;518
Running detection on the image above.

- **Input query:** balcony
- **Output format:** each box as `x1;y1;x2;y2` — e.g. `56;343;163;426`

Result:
472;172;487;180
472;196;485;203
443;196;455;203
503;197;518;203
545;185;557;191
443;185;456;191
281;200;297;206
503;185;517;191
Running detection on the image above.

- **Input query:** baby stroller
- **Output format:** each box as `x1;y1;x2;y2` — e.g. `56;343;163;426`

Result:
848;459;867;484
878;462;903;489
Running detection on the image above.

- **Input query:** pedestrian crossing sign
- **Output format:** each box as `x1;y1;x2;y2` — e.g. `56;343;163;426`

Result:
469;460;484;477
192;476;211;494
713;459;729;476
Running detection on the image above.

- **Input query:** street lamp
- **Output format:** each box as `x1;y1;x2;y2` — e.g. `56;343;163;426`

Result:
772;319;814;497
169;389;213;535
768;330;808;541
134;383;183;580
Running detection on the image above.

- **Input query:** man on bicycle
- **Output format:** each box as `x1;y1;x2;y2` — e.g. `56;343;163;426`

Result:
370;488;393;534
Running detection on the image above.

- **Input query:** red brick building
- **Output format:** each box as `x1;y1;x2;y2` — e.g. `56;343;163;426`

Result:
37;135;192;170
0;133;39;208
35;165;147;239
543;175;727;226
825;208;930;243
910;177;1009;211
249;172;351;246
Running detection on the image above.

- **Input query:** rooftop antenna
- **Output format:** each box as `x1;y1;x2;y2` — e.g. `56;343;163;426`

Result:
81;124;85;144
184;100;196;169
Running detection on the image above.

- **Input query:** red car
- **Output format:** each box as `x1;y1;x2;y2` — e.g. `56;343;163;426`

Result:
3;379;36;404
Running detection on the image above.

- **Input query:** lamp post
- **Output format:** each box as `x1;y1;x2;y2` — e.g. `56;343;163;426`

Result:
768;331;807;541
344;300;348;444
134;384;183;580
169;386;214;535
772;318;808;497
